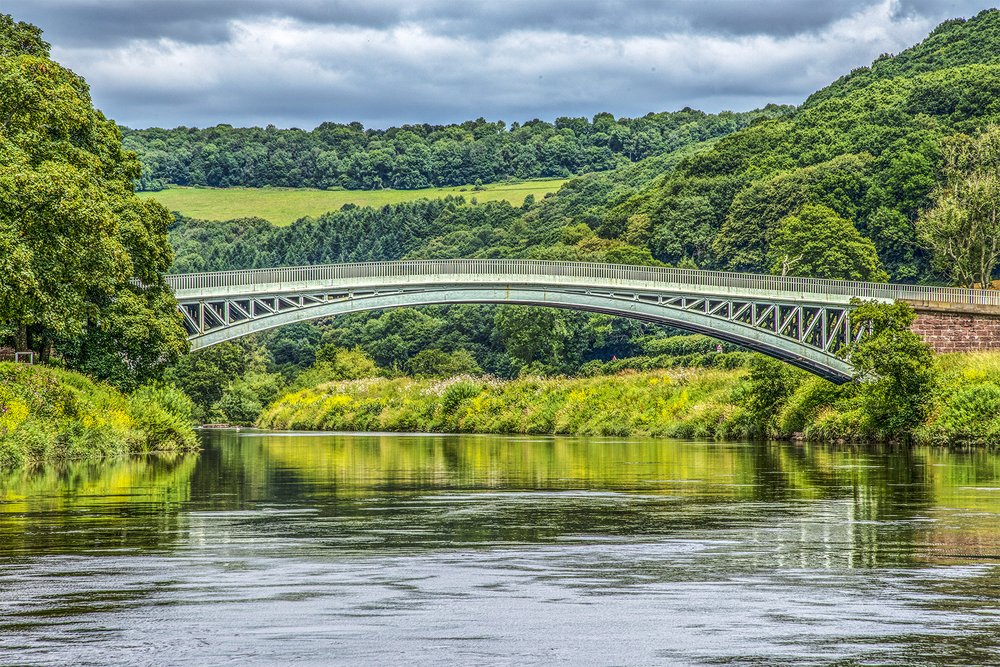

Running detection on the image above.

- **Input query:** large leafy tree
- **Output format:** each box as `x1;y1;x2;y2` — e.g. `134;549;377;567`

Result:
0;14;186;388
917;126;1000;288
768;205;888;281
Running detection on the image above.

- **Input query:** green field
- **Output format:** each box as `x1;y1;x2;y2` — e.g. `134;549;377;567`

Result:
138;179;569;226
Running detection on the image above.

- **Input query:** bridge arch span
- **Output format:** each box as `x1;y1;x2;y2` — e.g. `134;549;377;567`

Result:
181;285;856;381
166;259;924;382
168;259;1000;382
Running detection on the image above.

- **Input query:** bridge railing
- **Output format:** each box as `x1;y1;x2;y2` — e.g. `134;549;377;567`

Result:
164;259;1000;306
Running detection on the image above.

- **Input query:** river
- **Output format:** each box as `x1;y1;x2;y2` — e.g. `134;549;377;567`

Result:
2;432;1000;665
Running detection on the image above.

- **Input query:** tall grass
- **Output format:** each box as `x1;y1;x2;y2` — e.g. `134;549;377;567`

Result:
259;351;1000;447
0;363;198;467
258;369;753;439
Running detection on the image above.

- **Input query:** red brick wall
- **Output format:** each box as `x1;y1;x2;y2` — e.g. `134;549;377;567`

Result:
911;310;1000;353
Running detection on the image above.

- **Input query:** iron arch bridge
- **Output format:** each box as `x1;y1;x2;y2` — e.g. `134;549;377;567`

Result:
164;259;997;383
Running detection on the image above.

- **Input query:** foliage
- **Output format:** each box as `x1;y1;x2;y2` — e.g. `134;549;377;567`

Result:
258;368;750;439
252;346;1000;446
291;347;382;390
0;362;197;467
918;352;1000;445
768;205;889;281
640;334;737;356
212;372;286;426
406;349;482;378
0;13;186;387
128;384;199;451
0;14;47;57
806;9;1000;106
918;126;1000;287
845;301;936;436
163;342;262;418
742;355;806;433
492;306;607;374
613;18;1000;279
124;108;786;191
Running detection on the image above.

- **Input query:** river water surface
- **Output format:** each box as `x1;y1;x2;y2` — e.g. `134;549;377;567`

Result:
2;432;1000;665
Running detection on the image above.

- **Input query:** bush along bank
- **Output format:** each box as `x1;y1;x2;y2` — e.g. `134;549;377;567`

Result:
0;363;198;468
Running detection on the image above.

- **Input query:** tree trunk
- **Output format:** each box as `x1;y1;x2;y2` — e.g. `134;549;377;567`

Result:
14;325;27;352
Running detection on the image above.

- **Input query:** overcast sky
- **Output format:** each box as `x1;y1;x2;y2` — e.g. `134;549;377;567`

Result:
5;0;996;129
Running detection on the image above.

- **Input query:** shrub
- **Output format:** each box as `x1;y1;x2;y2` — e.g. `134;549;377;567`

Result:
777;377;851;435
407;349;483;378
846;301;936;436
440;380;483;415
919;381;1000;445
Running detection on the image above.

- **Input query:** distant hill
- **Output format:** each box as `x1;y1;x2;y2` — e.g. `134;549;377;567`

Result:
123;107;789;192
806;9;1000;106
604;10;1000;282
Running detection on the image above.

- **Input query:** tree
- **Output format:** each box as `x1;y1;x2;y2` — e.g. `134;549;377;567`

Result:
406;349;482;377
846;301;936;435
742;355;804;433
768;205;889;281
164;342;257;417
291;347;380;389
0;14;186;386
918;126;1000;288
214;372;286;425
716;154;873;273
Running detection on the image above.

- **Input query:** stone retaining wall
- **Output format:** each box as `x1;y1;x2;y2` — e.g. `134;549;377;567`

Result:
911;310;1000;353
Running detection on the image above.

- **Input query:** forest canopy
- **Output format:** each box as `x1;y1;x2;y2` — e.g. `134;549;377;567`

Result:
123;107;790;191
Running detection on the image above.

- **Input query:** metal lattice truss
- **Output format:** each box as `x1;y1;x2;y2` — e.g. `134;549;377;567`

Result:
164;256;1000;381
643;294;858;354
179;292;336;335
175;283;865;382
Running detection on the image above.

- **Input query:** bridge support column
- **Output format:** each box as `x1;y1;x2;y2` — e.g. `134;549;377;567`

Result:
910;304;1000;353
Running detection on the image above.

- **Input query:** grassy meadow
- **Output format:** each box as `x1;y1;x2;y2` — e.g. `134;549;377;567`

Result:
138;179;568;225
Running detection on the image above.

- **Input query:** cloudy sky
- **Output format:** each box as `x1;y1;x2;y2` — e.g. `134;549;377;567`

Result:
6;0;996;129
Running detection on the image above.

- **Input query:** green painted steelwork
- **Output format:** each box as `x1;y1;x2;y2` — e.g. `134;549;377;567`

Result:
166;259;999;382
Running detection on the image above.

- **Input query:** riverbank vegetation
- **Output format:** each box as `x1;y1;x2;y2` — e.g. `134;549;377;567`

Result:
0;363;198;468
255;347;1000;447
253;303;1000;446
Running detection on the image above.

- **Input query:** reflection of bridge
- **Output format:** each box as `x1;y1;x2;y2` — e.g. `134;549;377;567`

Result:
165;260;1000;383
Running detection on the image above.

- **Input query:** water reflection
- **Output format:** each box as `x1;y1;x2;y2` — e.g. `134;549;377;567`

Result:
1;432;1000;665
0;453;197;556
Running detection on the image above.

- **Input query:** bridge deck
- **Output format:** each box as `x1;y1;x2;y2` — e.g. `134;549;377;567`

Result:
166;259;1000;308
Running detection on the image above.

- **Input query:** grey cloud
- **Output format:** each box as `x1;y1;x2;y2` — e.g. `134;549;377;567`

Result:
893;0;995;20
4;0;403;46
7;0;996;50
3;0;904;46
6;0;1000;130
411;0;882;38
80;26;856;130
